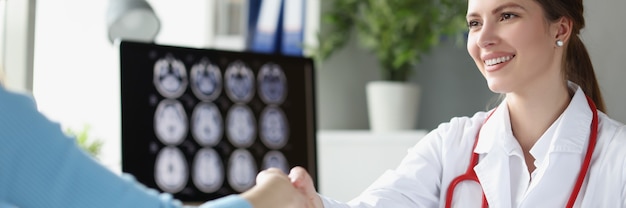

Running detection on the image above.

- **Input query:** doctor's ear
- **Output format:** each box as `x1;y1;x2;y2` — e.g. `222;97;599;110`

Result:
553;17;573;45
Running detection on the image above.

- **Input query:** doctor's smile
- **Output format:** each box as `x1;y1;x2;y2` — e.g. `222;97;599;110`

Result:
484;55;515;67
482;54;516;72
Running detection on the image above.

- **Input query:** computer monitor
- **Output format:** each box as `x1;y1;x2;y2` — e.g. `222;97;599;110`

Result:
118;40;316;202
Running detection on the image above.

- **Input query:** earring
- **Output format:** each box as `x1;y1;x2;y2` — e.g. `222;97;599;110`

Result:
556;40;564;47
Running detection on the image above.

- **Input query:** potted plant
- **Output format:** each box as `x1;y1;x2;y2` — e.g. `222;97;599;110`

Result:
315;0;467;131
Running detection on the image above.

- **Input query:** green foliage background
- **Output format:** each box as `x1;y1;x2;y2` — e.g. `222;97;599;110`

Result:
65;125;103;159
316;0;468;82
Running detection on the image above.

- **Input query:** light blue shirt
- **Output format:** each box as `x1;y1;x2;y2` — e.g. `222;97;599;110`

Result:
0;87;252;208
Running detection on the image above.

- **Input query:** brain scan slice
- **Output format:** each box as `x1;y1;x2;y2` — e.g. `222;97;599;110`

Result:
258;62;287;104
259;106;289;149
153;56;188;98
192;148;225;193
154;99;188;145
226;104;257;148
190;59;222;101
227;149;257;192
225;61;255;103
191;102;223;146
154;147;189;193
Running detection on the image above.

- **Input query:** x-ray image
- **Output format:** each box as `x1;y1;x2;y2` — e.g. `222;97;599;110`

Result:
259;106;289;149
191;102;223;146
226;104;257;148
120;40;316;202
190;59;222;101
154;146;189;193
258;62;287;104
262;150;289;174
225;61;254;103
153;55;188;98
227;149;257;192
154;99;188;145
192;148;224;193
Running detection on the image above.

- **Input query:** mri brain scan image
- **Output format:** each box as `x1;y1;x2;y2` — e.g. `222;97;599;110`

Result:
262;150;289;174
154;99;188;145
226;104;257;148
120;41;315;200
155;147;189;193
190;59;222;101
259;106;289;149
258;62;287;104
153;55;188;98
192;148;224;193
191;102;223;146
227;149;257;192
225;61;255;103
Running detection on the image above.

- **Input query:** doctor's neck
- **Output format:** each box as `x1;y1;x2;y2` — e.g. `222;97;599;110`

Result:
505;80;571;153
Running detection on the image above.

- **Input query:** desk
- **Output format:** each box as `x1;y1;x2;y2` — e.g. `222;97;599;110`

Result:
317;130;428;202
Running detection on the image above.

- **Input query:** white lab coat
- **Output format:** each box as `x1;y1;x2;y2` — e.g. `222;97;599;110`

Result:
322;84;626;208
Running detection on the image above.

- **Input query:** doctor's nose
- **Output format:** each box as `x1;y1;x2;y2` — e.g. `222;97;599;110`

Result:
476;24;499;48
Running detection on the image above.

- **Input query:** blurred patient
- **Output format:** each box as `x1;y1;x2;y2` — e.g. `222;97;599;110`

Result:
0;81;309;208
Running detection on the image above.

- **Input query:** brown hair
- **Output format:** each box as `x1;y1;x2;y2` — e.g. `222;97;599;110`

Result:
535;0;606;112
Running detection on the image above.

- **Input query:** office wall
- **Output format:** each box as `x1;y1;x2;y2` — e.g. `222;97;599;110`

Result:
583;0;626;123
317;1;626;131
316;37;494;131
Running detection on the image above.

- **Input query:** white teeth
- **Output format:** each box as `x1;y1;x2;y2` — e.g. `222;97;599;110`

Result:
485;55;513;66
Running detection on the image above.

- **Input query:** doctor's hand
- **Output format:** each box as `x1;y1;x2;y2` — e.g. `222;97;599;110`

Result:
289;166;324;208
241;168;309;208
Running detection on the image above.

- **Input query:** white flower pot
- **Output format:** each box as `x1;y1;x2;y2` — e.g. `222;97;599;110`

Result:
366;81;421;132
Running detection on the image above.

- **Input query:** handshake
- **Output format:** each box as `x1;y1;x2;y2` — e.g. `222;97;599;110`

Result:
241;167;323;208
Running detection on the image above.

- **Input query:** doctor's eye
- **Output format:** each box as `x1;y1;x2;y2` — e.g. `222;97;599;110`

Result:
467;20;481;29
500;13;518;21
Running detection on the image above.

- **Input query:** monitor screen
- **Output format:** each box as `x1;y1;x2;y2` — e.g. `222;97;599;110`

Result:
118;40;317;203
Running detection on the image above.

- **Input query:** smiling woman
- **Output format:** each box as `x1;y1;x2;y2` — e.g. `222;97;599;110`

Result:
287;0;626;207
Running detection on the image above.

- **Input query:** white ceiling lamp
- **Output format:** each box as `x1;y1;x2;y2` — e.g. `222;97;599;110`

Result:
106;0;160;43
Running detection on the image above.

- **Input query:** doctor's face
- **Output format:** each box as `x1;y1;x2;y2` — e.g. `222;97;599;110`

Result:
466;0;562;94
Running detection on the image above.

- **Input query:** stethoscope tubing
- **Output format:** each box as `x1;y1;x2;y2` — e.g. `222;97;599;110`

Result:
444;108;496;208
444;96;598;208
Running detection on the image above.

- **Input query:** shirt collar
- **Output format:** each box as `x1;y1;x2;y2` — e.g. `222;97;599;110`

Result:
474;100;508;154
538;82;593;153
473;82;593;155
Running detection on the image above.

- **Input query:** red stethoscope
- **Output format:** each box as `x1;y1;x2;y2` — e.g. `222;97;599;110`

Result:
445;96;599;208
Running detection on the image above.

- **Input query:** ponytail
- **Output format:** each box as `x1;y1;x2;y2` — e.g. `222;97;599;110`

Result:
535;0;606;112
564;35;606;112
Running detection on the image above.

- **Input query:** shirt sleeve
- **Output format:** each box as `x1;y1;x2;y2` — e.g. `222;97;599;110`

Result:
0;87;183;208
198;195;253;208
318;114;485;208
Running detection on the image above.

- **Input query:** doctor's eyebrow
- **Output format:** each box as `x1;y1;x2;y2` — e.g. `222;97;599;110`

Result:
466;2;527;19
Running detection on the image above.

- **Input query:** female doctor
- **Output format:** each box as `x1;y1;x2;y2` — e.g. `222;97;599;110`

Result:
289;0;626;207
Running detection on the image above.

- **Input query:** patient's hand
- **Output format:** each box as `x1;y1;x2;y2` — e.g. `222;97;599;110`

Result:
289;166;324;208
242;168;309;208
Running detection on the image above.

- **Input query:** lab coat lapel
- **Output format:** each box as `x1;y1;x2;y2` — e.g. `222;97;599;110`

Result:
522;87;592;207
473;104;513;208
